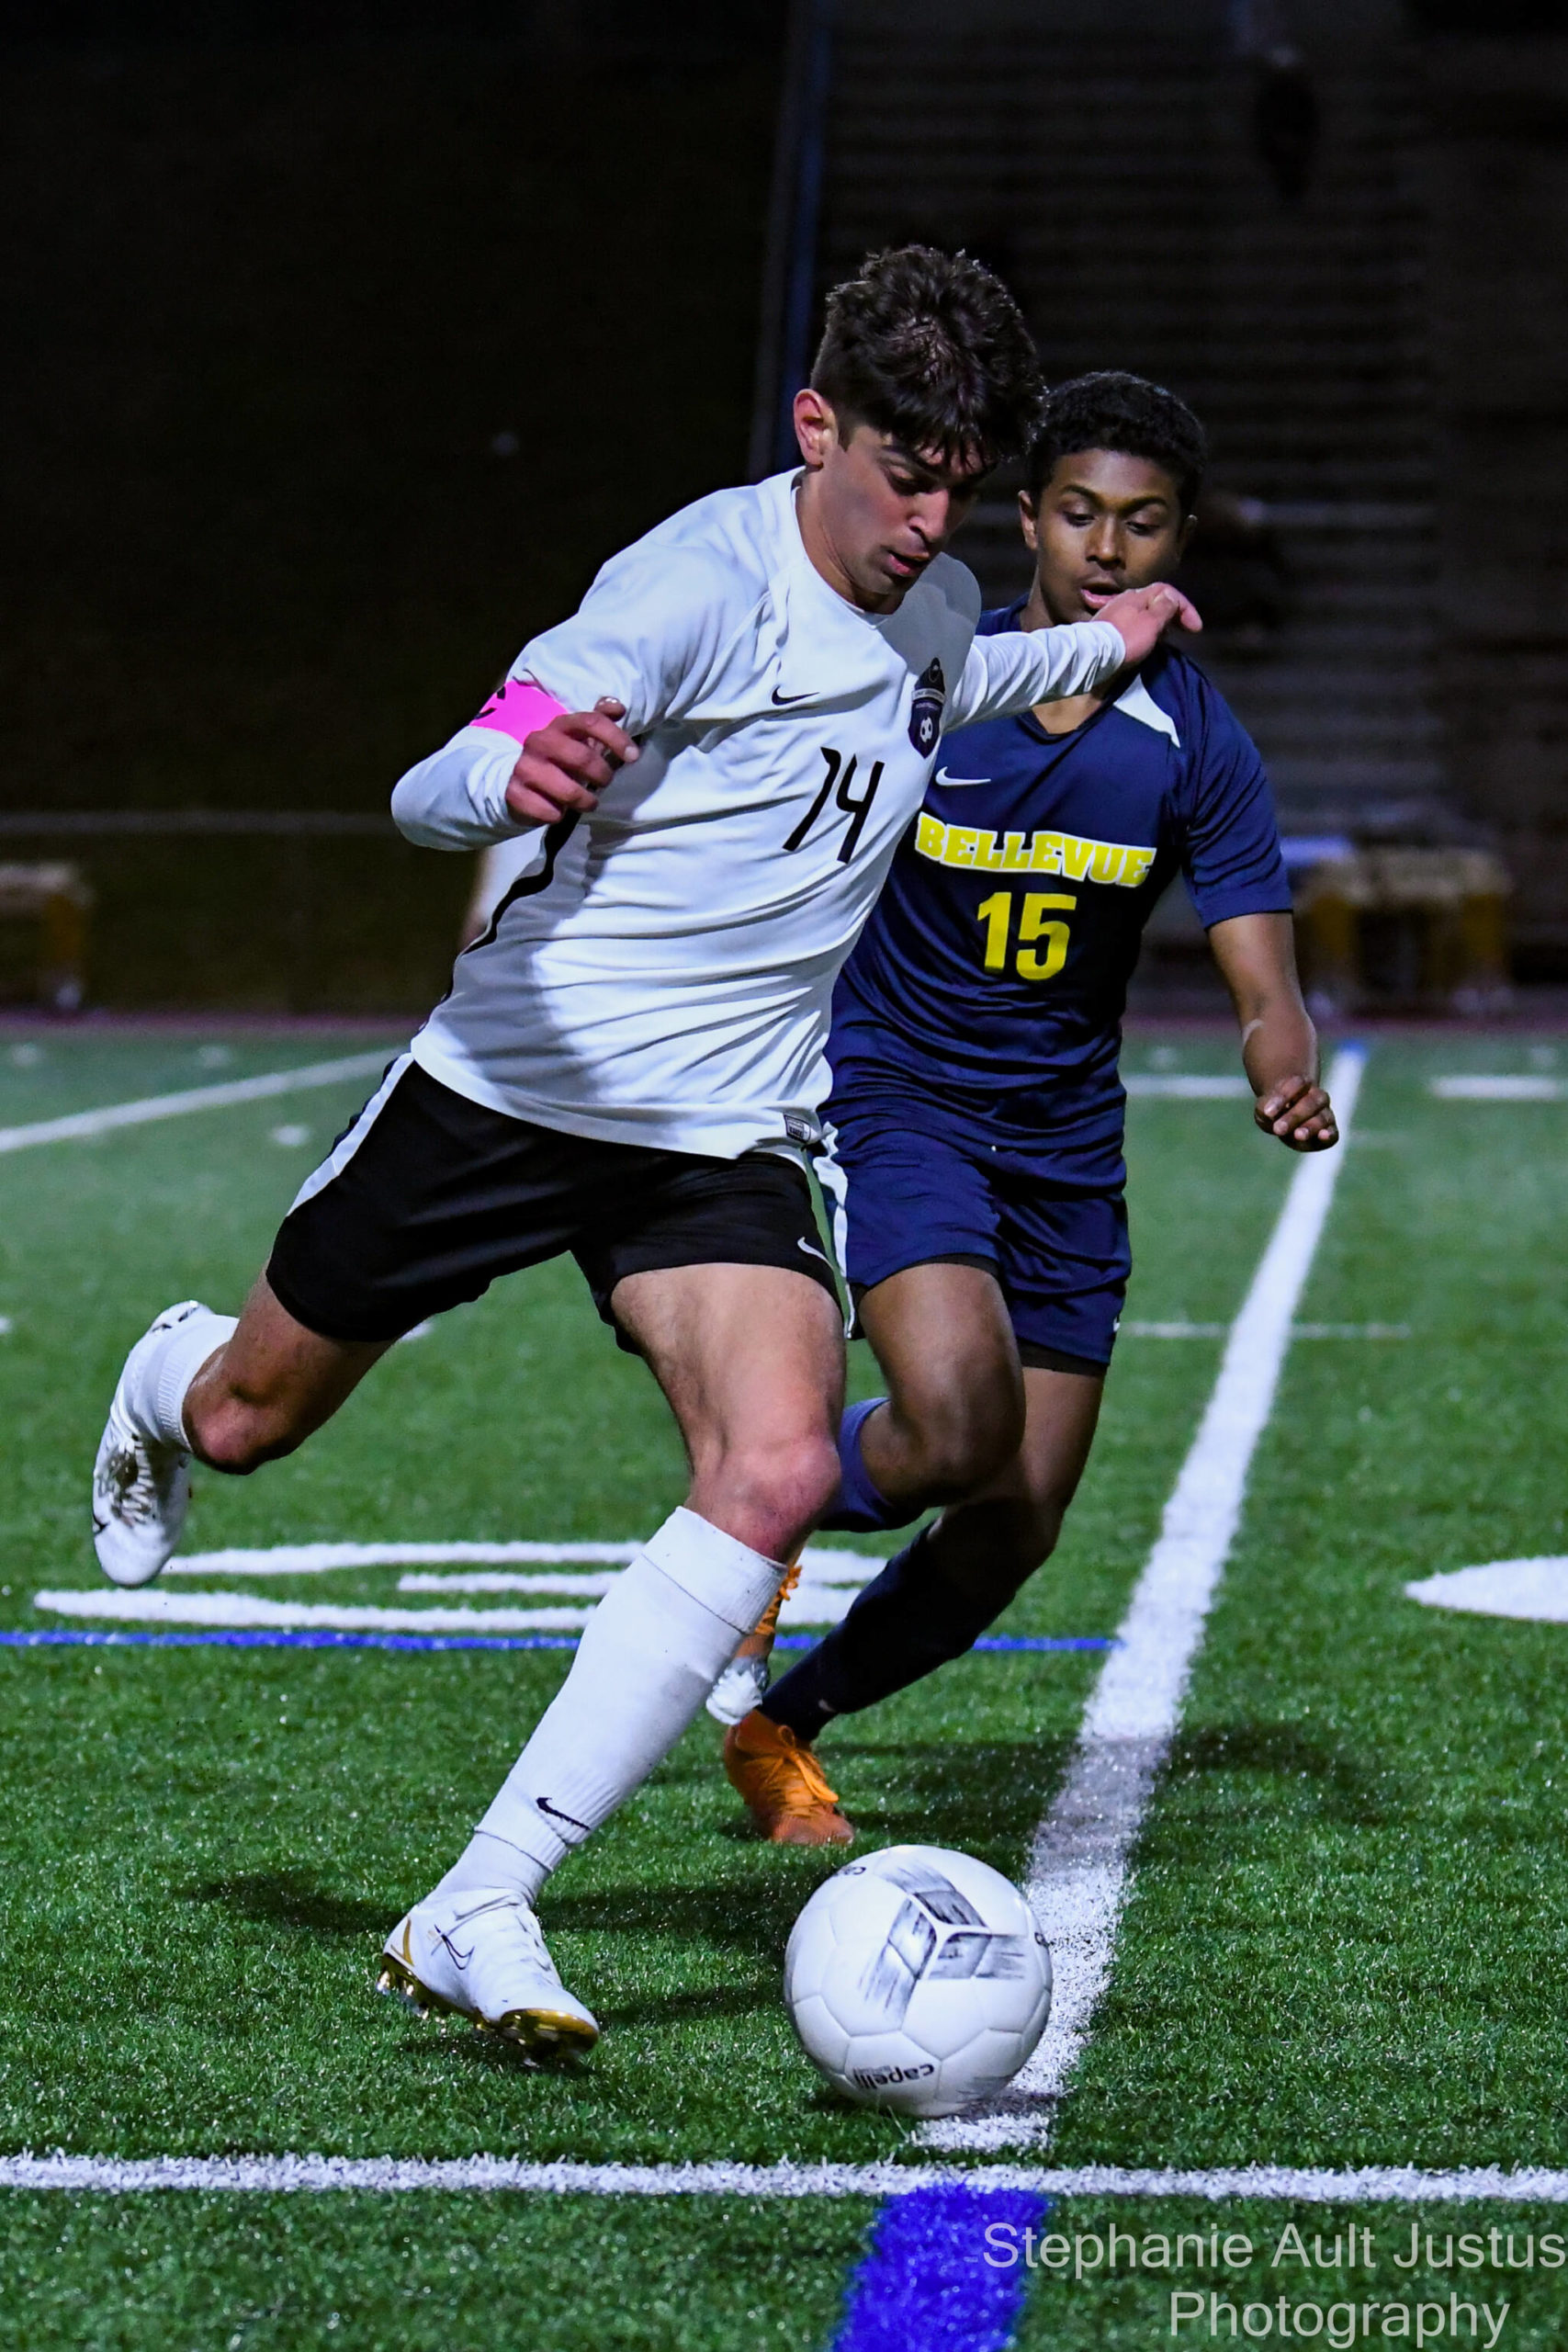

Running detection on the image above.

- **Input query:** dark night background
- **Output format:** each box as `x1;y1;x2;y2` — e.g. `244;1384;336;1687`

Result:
0;3;786;1007
0;0;1564;1008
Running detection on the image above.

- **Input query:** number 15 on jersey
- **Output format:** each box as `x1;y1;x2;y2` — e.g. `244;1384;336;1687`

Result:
976;890;1076;982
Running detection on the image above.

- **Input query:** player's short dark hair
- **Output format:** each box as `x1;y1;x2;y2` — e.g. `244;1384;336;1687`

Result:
1025;372;1207;510
810;245;1044;473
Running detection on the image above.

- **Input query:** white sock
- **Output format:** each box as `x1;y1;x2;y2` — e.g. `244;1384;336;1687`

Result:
432;1507;784;1906
125;1305;238;1450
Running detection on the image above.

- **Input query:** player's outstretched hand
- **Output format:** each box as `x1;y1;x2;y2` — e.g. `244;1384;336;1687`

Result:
1255;1074;1338;1152
505;697;637;825
1097;582;1202;668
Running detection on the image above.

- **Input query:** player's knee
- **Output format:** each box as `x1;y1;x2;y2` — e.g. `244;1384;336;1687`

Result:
709;1430;841;1558
905;1388;1024;1502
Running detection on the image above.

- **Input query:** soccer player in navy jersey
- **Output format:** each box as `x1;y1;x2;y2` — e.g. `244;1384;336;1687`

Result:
722;371;1339;1844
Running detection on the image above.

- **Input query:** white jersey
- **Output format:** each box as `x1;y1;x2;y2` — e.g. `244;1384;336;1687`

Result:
392;469;1126;1159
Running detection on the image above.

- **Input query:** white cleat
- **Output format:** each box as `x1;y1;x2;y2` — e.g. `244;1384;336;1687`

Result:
377;1888;599;2057
705;1651;772;1726
91;1302;202;1588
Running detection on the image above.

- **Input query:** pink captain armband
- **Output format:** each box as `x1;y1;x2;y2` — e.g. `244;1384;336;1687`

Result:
468;676;570;746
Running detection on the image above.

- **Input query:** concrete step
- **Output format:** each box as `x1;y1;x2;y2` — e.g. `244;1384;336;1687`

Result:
828;188;1427;242
818;11;1454;819
1244;623;1437;660
1218;711;1445;754
1262;757;1450;796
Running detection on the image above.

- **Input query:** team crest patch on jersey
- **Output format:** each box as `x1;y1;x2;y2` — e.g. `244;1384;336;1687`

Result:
908;659;945;756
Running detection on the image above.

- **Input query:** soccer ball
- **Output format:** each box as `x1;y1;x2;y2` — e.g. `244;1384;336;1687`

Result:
784;1843;1052;2119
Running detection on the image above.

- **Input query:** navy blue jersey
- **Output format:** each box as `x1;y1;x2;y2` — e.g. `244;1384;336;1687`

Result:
826;599;1291;1186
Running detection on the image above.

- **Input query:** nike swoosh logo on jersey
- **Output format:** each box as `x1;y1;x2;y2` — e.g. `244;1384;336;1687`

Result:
934;767;991;786
771;687;813;706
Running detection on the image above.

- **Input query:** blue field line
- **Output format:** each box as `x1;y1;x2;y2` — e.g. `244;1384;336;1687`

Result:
830;2183;1047;2352
778;1634;1111;1653
0;1629;1112;1655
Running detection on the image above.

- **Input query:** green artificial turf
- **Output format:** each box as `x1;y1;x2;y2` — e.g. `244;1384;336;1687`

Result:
3;1030;1568;2346
0;2194;873;2352
1055;1039;1568;2174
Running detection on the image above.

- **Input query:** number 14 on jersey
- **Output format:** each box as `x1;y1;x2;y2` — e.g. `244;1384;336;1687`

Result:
976;889;1076;982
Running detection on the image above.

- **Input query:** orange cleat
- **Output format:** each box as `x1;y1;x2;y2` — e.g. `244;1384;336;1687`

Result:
745;1549;802;1654
723;1708;855;1846
706;1551;805;1726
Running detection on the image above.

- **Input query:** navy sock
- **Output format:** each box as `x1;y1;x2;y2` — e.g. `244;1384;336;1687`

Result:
817;1397;924;1535
760;1530;998;1742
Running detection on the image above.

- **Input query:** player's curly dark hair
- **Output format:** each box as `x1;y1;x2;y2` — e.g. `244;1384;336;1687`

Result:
1025;372;1207;511
810;245;1044;471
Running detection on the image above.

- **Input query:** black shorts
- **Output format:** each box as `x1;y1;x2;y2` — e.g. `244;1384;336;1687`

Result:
266;1058;842;1347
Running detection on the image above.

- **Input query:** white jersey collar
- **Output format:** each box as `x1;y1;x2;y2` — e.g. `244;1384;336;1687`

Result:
1112;671;1181;747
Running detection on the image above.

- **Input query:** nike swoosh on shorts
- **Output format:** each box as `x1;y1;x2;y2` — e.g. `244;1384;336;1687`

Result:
797;1238;836;1271
772;687;813;706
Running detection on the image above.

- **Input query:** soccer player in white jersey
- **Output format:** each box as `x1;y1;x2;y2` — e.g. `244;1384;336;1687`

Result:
90;247;1196;2054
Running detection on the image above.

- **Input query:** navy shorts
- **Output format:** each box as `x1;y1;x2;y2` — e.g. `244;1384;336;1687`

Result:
821;1108;1128;1373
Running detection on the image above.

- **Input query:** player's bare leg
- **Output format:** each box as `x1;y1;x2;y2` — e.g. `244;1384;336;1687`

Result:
615;1261;844;1561
732;1264;1103;1815
856;1261;1032;1510
913;1358;1104;1613
91;1276;390;1586
391;1262;844;2043
856;1261;1103;1611
185;1274;394;1470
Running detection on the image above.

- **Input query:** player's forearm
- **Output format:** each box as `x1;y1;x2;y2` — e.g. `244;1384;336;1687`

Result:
1236;995;1319;1100
1207;911;1315;1095
390;735;541;851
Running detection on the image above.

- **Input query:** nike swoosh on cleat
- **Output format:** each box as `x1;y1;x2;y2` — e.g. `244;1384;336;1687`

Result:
934;767;991;786
771;687;812;706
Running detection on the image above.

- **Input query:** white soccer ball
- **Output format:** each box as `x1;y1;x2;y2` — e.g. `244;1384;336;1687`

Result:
784;1843;1052;2119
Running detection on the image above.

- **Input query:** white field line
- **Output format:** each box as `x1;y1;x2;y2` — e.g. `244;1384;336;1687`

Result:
1123;1322;1406;1342
1122;1321;1230;1339
1429;1076;1564;1101
164;1542;647;1576
162;1542;879;1578
1293;1323;1409;1341
922;1045;1368;2155
33;1582;866;1634
0;1052;393;1154
1124;1074;1251;1098
5;2154;1568;2202
394;1572;619;1596
37;1545;882;1634
1406;1557;1568;1624
397;1561;876;1595
33;1590;596;1634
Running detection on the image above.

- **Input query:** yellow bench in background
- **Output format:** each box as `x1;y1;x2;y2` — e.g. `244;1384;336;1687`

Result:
1294;847;1510;1019
0;863;93;1012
